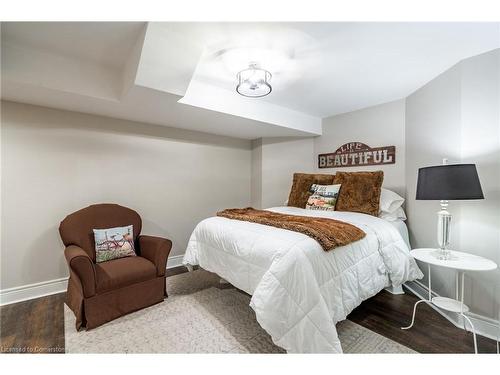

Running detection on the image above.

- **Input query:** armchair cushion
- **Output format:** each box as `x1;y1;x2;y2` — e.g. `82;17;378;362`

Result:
64;245;96;298
138;235;172;277
95;257;156;293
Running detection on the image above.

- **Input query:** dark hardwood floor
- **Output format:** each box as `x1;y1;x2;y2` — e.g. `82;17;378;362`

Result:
1;293;65;353
349;288;497;353
1;266;497;354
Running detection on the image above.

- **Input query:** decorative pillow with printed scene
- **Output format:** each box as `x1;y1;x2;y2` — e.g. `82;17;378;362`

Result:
93;225;136;263
287;173;335;208
306;184;342;211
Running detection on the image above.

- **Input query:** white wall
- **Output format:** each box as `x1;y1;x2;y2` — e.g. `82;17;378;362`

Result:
315;100;406;195
250;139;263;208
406;49;500;319
405;64;463;302
1;101;251;290
251;137;315;208
459;49;500;318
250;100;407;208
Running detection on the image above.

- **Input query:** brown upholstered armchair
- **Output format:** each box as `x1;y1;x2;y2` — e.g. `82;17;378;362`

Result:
59;204;172;330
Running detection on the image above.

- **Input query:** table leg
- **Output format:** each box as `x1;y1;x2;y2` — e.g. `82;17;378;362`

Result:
462;313;478;354
427;264;432;300
460;271;464;314
401;299;430;330
402;264;432;330
459;271;478;354
457;271;466;330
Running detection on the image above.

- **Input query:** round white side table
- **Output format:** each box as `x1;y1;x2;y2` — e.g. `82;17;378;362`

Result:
402;248;497;354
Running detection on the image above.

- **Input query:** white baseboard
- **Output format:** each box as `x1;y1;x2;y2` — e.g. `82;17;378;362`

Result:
0;254;187;306
385;285;405;295
166;254;184;269
404;280;500;342
0;277;69;306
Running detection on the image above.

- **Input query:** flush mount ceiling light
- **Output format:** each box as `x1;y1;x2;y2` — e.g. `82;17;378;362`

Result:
236;63;272;98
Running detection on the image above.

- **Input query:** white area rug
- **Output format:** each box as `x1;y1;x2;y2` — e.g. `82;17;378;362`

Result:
65;269;416;353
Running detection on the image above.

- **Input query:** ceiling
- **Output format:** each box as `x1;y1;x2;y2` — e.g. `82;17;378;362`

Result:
2;22;499;139
1;22;145;69
173;22;500;117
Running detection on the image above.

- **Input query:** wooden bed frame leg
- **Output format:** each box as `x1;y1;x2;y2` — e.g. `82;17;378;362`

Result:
385;285;405;295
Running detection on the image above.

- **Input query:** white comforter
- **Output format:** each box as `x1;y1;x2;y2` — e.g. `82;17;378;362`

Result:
183;207;423;353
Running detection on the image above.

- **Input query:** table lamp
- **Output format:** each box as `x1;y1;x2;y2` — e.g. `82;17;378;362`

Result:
416;161;484;260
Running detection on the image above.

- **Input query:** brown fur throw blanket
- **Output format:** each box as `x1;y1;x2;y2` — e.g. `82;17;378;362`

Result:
217;208;365;251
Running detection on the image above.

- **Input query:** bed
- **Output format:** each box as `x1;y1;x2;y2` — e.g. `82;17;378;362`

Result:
182;206;422;353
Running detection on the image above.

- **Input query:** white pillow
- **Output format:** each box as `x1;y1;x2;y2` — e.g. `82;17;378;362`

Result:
379;188;405;214
379;206;407;221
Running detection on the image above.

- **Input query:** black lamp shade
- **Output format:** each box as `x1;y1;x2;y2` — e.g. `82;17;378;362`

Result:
416;164;484;200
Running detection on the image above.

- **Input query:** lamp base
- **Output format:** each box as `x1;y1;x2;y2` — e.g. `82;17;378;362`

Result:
436;201;452;260
432;249;451;260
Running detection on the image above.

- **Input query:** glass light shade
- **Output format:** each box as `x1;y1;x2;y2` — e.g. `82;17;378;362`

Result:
236;65;272;98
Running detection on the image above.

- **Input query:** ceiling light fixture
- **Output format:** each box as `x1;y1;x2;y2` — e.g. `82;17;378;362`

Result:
236;63;272;98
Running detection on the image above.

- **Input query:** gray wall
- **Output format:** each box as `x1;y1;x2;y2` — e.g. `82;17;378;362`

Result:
250;139;263;208
316;100;406;196
250;100;407;208
406;49;500;319
251;137;314;208
1;101;252;290
459;50;500;317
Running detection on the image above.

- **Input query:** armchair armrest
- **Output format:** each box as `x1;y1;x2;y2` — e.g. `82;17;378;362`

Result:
64;245;96;298
138;235;172;277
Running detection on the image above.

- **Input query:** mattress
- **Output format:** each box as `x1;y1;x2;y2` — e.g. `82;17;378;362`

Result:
183;207;422;353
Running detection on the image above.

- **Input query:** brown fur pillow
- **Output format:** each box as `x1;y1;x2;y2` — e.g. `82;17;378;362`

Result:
333;171;384;216
287;173;335;208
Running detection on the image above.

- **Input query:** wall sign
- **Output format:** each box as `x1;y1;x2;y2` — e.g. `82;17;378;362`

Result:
318;142;396;169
